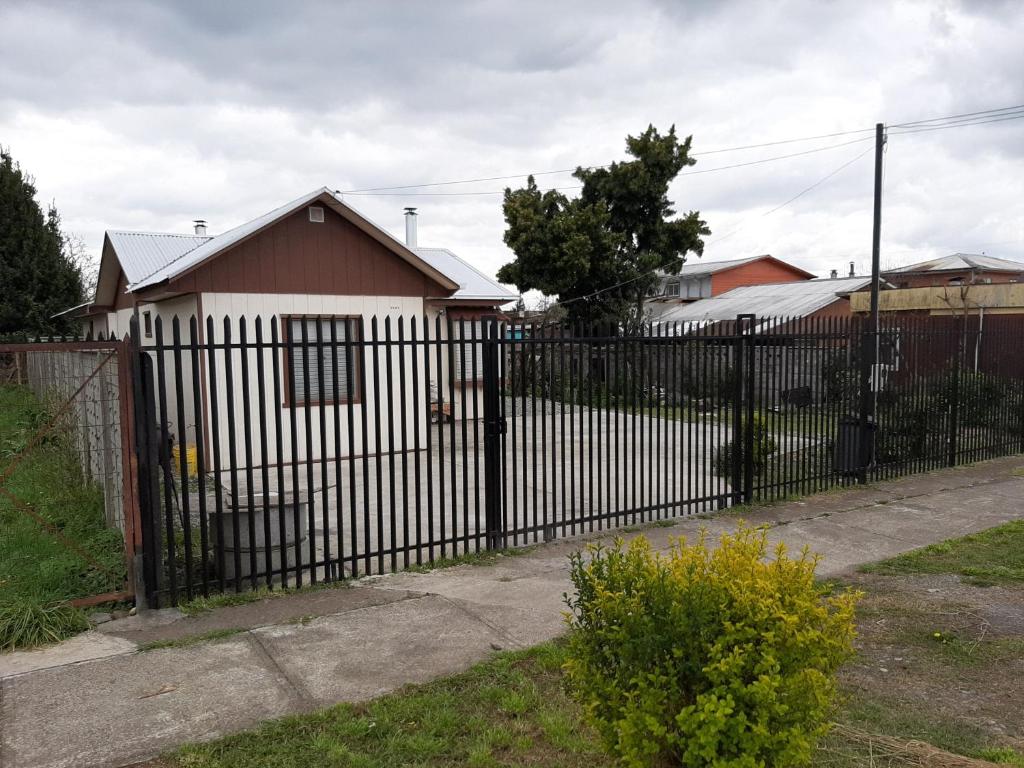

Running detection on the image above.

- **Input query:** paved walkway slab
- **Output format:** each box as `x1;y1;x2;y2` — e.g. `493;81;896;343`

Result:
2;455;1022;768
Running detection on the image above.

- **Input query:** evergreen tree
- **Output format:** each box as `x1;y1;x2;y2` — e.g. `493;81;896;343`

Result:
0;149;86;336
497;125;710;327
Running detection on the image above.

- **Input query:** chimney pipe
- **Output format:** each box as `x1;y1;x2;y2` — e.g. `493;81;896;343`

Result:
404;207;418;247
849;261;855;277
193;219;207;236
830;269;838;279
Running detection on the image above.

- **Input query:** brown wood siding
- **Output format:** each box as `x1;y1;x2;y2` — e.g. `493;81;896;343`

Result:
113;270;134;310
807;297;852;320
710;260;813;296
883;270;1024;289
164;206;451;297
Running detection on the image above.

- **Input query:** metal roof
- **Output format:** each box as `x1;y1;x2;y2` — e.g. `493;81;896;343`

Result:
119;188;458;293
883;253;1024;274
651;276;874;329
660;254;816;280
413;247;517;303
671;255;762;277
107;231;210;285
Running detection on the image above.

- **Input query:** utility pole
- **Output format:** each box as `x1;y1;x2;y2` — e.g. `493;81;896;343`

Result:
858;122;886;481
869;122;885;339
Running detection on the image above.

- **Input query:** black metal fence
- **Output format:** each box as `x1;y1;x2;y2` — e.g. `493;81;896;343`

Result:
131;312;1024;606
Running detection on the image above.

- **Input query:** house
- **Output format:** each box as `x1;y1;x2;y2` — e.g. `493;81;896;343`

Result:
850;254;1024;317
61;188;516;462
881;253;1024;289
653;275;879;332
649;255;815;306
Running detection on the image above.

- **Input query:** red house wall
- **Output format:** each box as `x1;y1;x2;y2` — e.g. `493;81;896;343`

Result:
710;260;812;296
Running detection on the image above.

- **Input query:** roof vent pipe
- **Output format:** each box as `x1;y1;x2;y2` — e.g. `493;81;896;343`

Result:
830;269;838;279
849;261;855;277
404;207;418;247
193;219;208;236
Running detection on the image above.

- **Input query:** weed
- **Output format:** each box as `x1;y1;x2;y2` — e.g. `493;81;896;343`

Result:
0;599;90;653
860;520;1024;585
138;628;245;652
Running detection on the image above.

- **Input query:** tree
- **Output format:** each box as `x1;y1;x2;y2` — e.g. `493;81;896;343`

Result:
0;148;86;336
497;125;710;326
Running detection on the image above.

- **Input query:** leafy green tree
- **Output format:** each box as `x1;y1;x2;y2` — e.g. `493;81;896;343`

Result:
497;125;710;326
0;149;86;337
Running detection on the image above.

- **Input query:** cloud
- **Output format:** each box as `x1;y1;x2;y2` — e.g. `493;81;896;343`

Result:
1;0;1022;295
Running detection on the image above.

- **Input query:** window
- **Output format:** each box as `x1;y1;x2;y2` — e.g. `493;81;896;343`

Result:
143;311;152;338
665;280;680;297
286;317;359;405
308;206;324;223
452;320;485;382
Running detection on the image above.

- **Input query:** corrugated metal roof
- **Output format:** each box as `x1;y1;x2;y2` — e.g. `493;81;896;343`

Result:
107;231;209;285
670;255;762;277
884;253;1024;274
413;247;517;302
652;276;874;329
658;254;816;280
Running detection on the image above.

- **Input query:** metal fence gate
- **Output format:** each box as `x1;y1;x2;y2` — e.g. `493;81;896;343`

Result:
131;312;1024;606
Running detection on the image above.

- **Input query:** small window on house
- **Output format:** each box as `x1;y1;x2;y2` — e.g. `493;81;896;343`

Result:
308;206;325;223
143;311;152;338
452;320;487;382
286;317;360;406
949;277;963;286
665;280;680;297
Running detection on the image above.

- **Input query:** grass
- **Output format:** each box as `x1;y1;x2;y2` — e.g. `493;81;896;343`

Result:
148;519;1024;768
149;636;1024;768
177;580;350;617
0;600;91;653
404;546;533;574
138;628;246;652
153;642;612;768
0;385;127;650
859;519;1024;585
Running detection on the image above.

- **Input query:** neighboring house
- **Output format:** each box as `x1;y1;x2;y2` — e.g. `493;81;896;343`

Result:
851;280;1024;318
848;254;1024;318
649;255;815;306
60;188;516;461
653;275;880;332
881;253;1024;289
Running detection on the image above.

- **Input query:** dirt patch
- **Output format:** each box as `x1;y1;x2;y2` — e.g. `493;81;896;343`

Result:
837;570;1024;752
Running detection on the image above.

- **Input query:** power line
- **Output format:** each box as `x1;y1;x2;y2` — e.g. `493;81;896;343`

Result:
342;136;877;198
713;145;876;249
889;110;1024;135
340;127;882;195
338;103;1024;195
551;144;875;309
890;103;1024;129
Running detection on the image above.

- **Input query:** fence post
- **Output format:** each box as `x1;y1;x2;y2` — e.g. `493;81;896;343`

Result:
740;315;757;503
481;315;505;550
856;316;875;484
729;315;757;504
948;315;963;467
129;316;163;608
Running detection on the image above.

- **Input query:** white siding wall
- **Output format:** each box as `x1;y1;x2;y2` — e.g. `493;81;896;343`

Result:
201;293;427;466
105;296;201;450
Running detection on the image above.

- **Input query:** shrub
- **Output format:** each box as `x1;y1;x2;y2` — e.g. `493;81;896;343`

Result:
564;525;860;768
712;413;777;478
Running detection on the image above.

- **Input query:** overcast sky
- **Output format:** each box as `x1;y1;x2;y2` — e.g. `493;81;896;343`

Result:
2;0;1023;296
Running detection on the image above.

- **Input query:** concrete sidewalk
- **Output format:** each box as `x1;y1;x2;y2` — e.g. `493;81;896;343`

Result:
3;457;1023;768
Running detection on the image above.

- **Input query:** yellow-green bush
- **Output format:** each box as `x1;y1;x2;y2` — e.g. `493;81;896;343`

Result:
564;525;860;767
